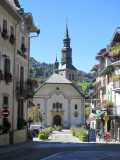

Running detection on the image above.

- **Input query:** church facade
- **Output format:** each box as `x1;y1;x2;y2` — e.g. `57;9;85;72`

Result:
33;26;85;128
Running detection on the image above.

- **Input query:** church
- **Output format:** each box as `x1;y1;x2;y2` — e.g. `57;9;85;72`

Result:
33;25;85;128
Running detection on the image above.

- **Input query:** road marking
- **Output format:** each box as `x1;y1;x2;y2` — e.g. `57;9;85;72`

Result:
41;152;62;160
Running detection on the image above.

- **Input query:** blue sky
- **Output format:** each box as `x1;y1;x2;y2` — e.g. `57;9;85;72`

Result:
19;0;120;73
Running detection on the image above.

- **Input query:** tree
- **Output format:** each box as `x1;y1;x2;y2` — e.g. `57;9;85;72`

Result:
85;107;91;119
29;106;42;123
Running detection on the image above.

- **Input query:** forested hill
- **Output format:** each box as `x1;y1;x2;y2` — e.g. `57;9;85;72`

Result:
30;57;95;84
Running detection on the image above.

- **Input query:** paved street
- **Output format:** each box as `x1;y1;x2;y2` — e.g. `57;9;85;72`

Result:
1;130;120;160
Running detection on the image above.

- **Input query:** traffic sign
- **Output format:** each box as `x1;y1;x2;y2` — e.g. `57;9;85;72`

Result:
2;109;10;118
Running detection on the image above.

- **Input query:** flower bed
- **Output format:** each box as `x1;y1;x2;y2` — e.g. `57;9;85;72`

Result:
71;126;88;142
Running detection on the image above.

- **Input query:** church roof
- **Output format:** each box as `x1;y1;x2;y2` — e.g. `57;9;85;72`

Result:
59;64;77;71
45;73;72;84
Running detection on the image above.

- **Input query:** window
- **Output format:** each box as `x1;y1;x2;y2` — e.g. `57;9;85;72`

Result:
21;36;26;53
60;103;62;109
3;94;9;108
72;74;74;80
10;26;14;35
4;58;10;74
4;96;8;105
56;102;59;109
21;36;25;45
53;103;55;109
18;99;24;120
3;19;7;31
75;104;77;110
69;74;71;80
53;103;62;109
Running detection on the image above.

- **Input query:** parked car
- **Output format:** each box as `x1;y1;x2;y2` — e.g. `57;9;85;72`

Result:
30;125;45;133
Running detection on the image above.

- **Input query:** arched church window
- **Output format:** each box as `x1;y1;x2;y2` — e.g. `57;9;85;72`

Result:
53;103;55;109
60;103;62;109
56;102;59;109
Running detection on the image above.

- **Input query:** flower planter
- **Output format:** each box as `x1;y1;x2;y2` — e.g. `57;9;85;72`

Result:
109;43;120;57
9;35;15;45
1;30;9;40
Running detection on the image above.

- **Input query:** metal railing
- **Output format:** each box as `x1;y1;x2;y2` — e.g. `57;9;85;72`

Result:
113;81;120;89
16;81;34;99
98;79;106;90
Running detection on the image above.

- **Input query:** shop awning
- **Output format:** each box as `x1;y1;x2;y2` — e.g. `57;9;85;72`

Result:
86;116;95;124
98;66;114;77
95;110;106;119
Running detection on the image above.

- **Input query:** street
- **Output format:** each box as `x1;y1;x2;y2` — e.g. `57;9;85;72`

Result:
0;130;120;160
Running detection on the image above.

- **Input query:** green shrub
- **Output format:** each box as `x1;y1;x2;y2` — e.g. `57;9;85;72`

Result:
28;130;33;140
38;134;45;140
31;131;36;137
56;126;62;131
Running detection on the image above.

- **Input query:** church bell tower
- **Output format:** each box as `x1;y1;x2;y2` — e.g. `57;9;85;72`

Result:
58;25;78;87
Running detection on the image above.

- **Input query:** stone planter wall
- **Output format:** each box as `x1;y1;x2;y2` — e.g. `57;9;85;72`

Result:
14;129;27;144
0;133;9;146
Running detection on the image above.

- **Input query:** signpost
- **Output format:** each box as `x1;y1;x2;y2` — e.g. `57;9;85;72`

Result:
2;109;10;118
88;129;96;142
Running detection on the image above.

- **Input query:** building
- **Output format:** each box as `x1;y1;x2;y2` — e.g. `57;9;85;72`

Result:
87;28;120;141
33;26;85;128
0;0;39;146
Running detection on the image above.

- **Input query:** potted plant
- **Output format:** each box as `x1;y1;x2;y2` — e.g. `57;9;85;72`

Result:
4;73;12;84
3;121;11;133
17;119;27;129
1;29;9;40
109;43;120;57
9;35;15;45
101;100;114;110
21;44;26;53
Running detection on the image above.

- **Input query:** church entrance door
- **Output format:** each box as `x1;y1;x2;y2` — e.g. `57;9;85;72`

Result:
53;115;61;126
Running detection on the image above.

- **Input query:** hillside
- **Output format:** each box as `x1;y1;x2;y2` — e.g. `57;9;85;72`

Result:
30;57;95;92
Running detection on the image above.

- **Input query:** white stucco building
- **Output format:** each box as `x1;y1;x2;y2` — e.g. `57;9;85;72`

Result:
33;73;85;128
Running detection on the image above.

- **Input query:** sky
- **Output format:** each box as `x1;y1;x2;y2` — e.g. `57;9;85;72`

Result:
19;0;120;73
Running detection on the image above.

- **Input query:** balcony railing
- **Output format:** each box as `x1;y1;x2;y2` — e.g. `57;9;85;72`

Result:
113;81;120;89
51;108;63;112
16;81;34;99
113;55;120;63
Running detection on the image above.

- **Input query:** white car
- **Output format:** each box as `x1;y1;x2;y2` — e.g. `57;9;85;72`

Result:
30;125;45;133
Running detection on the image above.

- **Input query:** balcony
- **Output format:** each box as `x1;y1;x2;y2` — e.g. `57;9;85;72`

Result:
17;50;27;59
112;55;120;67
96;103;101;110
113;81;120;92
16;81;34;99
107;107;120;119
98;79;106;90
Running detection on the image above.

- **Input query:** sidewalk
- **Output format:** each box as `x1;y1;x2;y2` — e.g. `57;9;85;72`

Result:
0;132;54;154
